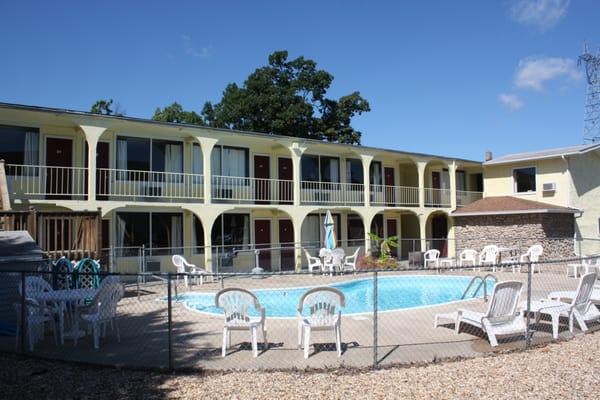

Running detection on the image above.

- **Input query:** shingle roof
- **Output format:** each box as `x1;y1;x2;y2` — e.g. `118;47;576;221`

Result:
452;196;579;216
484;144;600;166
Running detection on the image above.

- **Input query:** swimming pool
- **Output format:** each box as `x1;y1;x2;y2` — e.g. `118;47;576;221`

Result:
174;275;495;318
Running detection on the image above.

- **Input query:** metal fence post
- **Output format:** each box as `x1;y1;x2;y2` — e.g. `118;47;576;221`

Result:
372;270;378;368
20;271;26;354
167;272;173;371
525;260;533;347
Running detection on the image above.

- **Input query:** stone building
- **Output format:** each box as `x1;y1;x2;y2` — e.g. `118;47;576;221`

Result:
452;196;578;261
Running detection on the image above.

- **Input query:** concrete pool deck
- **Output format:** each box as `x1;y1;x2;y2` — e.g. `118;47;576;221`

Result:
2;266;599;371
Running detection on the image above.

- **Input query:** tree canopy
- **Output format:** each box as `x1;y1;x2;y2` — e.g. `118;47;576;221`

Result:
152;51;370;144
90;99;124;116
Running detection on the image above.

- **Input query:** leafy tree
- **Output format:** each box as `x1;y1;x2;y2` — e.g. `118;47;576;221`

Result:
152;102;204;125
201;51;370;144
368;232;398;261
90;99;124;116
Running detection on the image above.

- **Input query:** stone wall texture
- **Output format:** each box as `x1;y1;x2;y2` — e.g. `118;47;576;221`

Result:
453;213;575;261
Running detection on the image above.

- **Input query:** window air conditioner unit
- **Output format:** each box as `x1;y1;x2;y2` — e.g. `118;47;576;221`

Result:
542;182;556;192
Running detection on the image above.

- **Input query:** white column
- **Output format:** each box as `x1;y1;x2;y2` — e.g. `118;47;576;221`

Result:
79;125;106;202
289;143;307;206
449;161;457;209
195;137;218;205
361;155;374;207
417;161;427;208
419;213;428;252
292;215;304;271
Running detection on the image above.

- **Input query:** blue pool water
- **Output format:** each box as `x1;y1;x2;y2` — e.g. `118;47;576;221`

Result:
175;275;495;318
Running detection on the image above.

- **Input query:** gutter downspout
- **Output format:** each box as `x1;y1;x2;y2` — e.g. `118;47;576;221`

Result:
563;155;583;255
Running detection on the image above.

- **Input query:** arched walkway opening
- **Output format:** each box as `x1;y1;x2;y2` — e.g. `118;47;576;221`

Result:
426;211;450;257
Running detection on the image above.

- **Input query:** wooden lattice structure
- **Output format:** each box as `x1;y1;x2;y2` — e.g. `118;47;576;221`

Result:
0;207;102;260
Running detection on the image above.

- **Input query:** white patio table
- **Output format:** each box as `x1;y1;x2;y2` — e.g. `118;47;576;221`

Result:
30;288;98;345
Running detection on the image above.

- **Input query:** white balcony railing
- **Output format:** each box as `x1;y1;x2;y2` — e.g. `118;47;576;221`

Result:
300;181;364;205
5;164;87;199
424;187;451;207
457;190;483;207
96;168;203;201
370;185;419;207
212;175;293;203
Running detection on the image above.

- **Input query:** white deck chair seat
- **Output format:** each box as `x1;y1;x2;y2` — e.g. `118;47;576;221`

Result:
341;248;360;273
547;288;600;305
434;280;526;347
297;287;345;358
172;255;206;287
304;249;323;274
215;288;267;357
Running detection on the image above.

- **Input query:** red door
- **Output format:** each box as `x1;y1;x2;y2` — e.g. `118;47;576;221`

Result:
384;167;395;205
254;220;271;271
431;171;441;205
278;157;293;204
254;155;270;204
278;219;295;271
46;138;73;199
431;215;448;257
386;219;398;258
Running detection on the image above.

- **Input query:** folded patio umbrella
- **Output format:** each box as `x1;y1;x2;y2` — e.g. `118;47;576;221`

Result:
323;210;336;250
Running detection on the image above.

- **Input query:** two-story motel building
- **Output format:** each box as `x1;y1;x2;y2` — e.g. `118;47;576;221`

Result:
0;103;484;273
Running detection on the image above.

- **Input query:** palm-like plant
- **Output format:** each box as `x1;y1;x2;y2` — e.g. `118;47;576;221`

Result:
368;232;398;260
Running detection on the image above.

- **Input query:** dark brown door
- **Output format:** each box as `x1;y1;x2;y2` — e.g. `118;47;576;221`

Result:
278;157;293;204
386;219;398;257
254;220;271;271
254;155;270;204
431;215;448;257
278;219;295;271
46;138;72;199
431;171;441;205
384;167;395;205
85;142;110;200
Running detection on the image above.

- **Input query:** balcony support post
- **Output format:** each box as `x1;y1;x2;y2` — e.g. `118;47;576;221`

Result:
289;143;307;206
79;125;107;202
194;137;219;205
449;161;457;209
360;155;374;207
416;161;427;208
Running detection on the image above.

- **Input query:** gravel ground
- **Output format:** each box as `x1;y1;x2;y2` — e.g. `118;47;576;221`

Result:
2;332;599;400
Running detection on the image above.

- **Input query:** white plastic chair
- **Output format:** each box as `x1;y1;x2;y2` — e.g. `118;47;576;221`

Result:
324;251;344;275
14;298;58;351
297;287;345;358
434;281;526;347
342;248;360;274
172;255;205;287
79;277;124;349
514;244;543;273
21;276;64;342
424;249;440;270
479;245;499;271
215;288;267;357
458;249;478;269
304;249;323;273
531;272;600;339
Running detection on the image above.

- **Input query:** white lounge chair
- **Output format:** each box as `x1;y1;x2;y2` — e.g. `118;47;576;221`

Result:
215;288;267;357
79;277;124;349
526;272;600;339
479;245;499;271
424;249;440;270
458;249;478;269
304;249;323;273
172;255;206;287
342;248;360;274
434;280;526;347
297;287;345;358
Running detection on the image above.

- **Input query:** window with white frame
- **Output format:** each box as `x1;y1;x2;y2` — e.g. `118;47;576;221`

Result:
116;137;183;179
345;159;364;185
301;155;340;183
513;167;536;193
0;125;39;168
211;145;249;177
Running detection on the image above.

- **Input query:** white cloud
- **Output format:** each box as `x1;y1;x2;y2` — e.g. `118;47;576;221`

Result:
510;0;570;31
498;93;524;111
514;56;582;91
181;34;210;58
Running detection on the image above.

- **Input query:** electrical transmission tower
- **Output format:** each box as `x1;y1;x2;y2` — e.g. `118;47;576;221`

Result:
579;44;600;143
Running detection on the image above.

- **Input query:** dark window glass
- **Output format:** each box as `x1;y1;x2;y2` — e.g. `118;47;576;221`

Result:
151;141;166;172
193;215;205;254
211;214;250;248
126;138;150;171
117;212;150;248
370;161;382;185
320;156;340;183
151;213;183;255
514;167;536;193
347;214;364;245
301;155;319;181
346;159;364;184
0;125;39;165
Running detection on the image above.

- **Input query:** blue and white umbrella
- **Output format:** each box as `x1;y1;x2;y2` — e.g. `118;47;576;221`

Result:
323;210;337;250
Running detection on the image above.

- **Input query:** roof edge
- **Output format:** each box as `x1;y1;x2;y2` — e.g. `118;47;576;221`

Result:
452;208;580;217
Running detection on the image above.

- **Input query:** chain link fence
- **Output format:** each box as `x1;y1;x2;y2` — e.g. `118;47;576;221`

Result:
0;254;599;371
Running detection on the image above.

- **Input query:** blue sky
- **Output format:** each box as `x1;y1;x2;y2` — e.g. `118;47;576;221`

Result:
1;0;598;161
